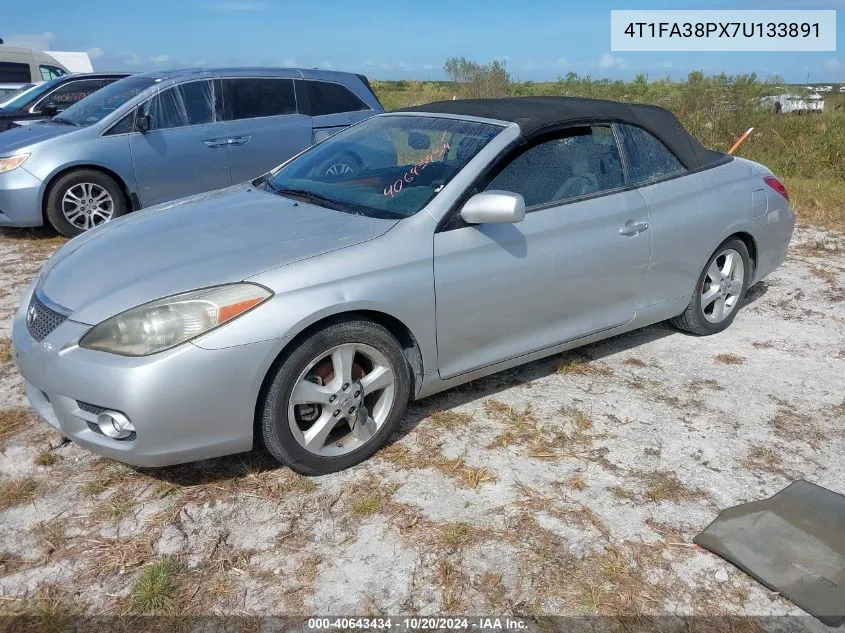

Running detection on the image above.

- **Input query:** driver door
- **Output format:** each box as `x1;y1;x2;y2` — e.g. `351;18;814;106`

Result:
433;125;652;379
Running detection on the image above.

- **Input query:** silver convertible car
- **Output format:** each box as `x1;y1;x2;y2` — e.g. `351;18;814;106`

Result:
11;97;795;475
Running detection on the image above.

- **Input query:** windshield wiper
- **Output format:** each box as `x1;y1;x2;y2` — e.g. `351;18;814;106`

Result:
51;117;78;126
271;186;352;213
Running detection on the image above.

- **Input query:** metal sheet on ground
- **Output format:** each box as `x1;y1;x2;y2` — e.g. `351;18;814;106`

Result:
694;480;845;627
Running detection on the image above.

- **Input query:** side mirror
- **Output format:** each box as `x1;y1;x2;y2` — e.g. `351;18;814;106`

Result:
41;104;58;117
460;191;526;225
135;113;151;133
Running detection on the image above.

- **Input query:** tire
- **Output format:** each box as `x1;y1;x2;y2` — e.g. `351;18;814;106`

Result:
670;238;750;336
260;319;410;475
45;169;127;237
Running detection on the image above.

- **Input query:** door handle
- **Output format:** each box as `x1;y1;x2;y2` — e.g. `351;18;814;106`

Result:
619;220;649;236
203;138;228;148
227;135;251;146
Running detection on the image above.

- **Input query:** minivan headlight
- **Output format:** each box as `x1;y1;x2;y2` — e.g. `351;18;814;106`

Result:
79;284;272;356
0;153;30;173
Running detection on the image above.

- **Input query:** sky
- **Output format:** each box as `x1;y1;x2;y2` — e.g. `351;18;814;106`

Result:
2;0;843;83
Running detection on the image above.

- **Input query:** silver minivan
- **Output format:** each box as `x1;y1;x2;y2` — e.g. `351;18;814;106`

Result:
0;67;383;235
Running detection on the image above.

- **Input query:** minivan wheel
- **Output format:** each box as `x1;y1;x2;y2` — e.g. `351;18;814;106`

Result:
45;169;127;237
670;238;750;336
260;319;410;475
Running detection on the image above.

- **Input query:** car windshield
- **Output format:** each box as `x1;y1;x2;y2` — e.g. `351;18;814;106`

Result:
56;76;156;127
265;115;503;219
0;79;60;111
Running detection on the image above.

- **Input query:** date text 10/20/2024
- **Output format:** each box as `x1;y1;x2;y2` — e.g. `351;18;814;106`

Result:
307;617;529;630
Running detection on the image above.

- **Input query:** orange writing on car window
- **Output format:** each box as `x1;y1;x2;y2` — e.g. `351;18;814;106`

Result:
384;132;451;198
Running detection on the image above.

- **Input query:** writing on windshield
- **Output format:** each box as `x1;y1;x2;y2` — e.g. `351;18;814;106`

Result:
384;132;451;198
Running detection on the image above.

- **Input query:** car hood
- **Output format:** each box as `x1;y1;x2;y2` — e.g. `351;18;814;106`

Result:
0;120;77;153
38;184;398;325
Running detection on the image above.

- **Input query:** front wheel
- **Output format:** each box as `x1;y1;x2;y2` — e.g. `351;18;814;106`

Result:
670;239;750;336
260;319;410;475
45;169;127;237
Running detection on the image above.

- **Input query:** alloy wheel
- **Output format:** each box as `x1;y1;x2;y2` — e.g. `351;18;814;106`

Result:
61;183;115;231
700;248;745;324
287;343;395;457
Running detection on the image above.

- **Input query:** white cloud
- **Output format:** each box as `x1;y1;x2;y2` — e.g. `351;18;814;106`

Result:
281;58;297;67
150;54;170;65
365;61;393;71
120;53;143;65
398;61;411;71
208;2;268;9
597;53;627;70
823;58;841;72
86;47;104;59
4;32;55;50
661;61;673;68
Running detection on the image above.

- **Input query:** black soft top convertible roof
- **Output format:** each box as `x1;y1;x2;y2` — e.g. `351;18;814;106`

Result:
400;96;726;170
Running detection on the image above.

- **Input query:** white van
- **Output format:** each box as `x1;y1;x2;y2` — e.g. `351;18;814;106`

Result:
0;45;70;83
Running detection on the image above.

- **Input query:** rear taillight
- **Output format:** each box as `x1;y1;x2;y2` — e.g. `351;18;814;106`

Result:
764;176;790;202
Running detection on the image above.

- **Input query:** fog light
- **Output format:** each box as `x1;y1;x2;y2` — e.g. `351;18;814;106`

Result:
96;411;135;439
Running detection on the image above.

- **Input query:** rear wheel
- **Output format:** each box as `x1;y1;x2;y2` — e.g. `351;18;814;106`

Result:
260;319;410;475
670;239;750;336
45;169;127;237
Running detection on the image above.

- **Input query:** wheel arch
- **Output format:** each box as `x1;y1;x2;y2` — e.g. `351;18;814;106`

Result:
252;309;425;448
727;231;758;281
41;164;136;225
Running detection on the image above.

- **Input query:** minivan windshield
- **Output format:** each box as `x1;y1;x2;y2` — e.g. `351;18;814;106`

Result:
265;115;503;219
56;76;156;127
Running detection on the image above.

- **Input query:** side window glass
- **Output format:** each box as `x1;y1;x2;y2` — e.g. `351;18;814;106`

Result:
105;109;137;136
222;78;296;120
148;80;215;130
617;124;685;184
0;62;31;83
37;79;104;111
486;125;625;208
305;80;369;116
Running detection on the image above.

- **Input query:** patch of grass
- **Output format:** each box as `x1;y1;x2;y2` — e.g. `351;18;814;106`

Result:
715;353;745;365
785;177;845;231
93;489;136;522
430;410;473;427
687;378;722;391
0;478;39;510
635;470;708;504
437;558;466;612
0;407;29;451
296;554;323;585
769;405;829;450
612;486;638;502
85;534;155;577
351;494;382;516
556;355;614;377
743;445;789;478
0;337;11;364
436;522;475;549
132;558;181;614
568;475;587;491
457;466;496;489
34;451;57;466
752;340;774;349
643;446;661;457
81;480;109;497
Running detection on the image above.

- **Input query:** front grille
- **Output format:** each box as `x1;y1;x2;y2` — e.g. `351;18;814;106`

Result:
26;294;68;342
77;401;107;416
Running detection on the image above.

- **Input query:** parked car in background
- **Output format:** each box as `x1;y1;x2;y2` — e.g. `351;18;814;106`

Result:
0;45;69;83
0;67;383;235
758;90;824;114
10;97;795;474
0;83;32;100
0;73;130;131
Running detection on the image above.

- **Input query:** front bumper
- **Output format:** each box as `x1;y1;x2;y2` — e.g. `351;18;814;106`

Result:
0;166;44;227
11;287;283;467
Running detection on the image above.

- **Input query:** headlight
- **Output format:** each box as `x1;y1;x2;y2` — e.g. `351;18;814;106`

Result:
0;153;31;174
79;283;272;356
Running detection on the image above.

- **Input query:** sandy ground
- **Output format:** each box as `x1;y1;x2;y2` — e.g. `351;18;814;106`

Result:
0;225;842;625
